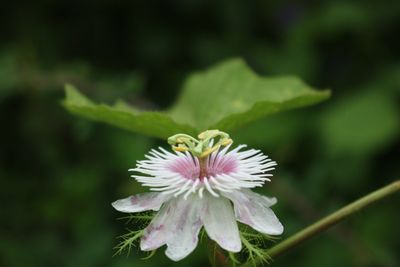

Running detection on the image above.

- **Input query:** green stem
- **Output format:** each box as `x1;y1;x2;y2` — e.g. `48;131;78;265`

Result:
241;180;400;266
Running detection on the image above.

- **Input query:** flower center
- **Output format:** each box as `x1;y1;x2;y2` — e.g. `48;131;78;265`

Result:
168;153;238;181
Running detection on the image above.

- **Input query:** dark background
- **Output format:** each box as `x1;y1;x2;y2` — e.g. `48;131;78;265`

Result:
1;1;399;266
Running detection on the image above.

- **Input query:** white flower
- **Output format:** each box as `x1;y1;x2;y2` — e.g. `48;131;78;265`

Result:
112;131;283;261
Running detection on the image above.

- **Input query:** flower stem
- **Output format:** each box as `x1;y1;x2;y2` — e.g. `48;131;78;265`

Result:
240;180;400;266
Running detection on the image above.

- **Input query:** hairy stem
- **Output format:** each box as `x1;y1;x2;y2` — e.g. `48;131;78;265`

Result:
241;180;400;266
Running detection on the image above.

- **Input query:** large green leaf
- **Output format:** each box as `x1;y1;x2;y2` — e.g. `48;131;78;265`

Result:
62;84;196;139
63;58;330;139
169;58;330;131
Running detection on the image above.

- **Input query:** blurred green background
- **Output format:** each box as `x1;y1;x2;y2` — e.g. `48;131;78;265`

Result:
1;1;399;267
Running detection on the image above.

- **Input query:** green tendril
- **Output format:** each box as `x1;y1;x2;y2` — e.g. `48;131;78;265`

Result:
119;212;155;223
114;212;155;256
229;252;241;266
141;249;157;260
113;229;144;257
240;232;272;267
222;224;278;266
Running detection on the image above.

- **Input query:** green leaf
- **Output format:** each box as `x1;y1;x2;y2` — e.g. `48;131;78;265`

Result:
62;84;196;139
169;58;330;132
63;58;330;139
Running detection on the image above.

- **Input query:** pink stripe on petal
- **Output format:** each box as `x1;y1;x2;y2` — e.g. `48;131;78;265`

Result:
168;156;199;180
140;199;177;251
165;195;204;261
168;152;238;181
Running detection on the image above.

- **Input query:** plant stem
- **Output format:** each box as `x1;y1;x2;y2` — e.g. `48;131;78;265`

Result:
241;180;400;267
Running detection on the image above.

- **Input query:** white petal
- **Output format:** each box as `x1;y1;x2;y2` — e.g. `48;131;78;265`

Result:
165;196;204;261
112;192;171;213
202;194;242;252
223;189;283;235
140;198;177;251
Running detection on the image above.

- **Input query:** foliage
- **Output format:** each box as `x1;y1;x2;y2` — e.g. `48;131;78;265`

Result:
1;1;400;267
63;59;330;138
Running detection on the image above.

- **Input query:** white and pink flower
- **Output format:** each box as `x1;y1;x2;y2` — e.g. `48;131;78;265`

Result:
112;131;283;261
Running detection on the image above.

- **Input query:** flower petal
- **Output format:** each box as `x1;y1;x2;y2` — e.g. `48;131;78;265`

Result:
111;192;171;213
223;189;283;235
202;194;242;252
140;198;176;251
165;195;203;261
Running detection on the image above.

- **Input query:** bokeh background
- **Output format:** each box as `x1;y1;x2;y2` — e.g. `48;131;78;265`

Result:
1;1;399;267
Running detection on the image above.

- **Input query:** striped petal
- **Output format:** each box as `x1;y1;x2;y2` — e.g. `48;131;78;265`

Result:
223;189;283;235
165;195;204;261
140;198;177;251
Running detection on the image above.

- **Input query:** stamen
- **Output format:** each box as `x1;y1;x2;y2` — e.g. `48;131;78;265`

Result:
168;129;233;158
